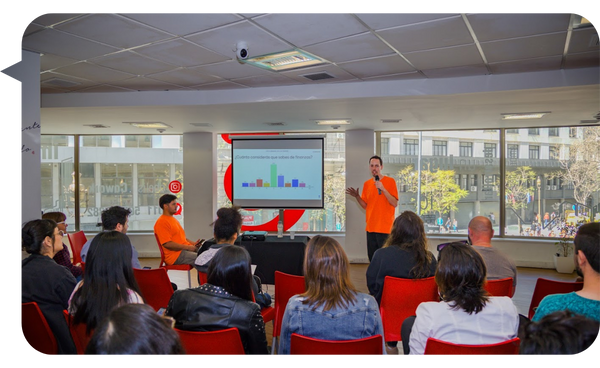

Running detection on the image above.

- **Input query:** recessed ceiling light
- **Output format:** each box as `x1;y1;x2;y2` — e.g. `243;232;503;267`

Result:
315;119;351;125
123;122;172;129
501;112;550;120
242;49;327;72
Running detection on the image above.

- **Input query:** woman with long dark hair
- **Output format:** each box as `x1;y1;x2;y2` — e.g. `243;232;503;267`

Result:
68;231;144;334
166;245;268;354
22;219;77;353
366;211;437;304
42;211;82;280
405;242;519;354
367;211;436;354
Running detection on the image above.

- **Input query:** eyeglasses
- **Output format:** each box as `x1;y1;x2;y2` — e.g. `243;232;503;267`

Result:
57;221;68;226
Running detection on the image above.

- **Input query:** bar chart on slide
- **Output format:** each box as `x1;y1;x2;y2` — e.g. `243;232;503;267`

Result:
241;164;310;189
233;149;322;201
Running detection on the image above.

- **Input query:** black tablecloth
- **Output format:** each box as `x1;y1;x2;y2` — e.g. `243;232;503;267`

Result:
200;235;309;284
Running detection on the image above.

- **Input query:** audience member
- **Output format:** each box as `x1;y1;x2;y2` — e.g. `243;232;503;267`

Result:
195;206;270;308
81;206;141;269
367;210;437;305
520;310;599;354
86;304;184;354
166;245;268;354
468;216;517;293
533;222;600;322
22;219;77;353
68;231;144;335
404;242;519;354
154;194;202;267
41;212;82;280
278;235;385;354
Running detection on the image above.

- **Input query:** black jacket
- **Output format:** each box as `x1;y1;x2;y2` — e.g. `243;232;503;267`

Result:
166;283;268;354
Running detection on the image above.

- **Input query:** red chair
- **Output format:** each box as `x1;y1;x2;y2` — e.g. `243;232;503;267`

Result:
272;271;306;353
528;277;584;319
133;268;174;311
197;271;207;285
175;327;245;354
67;231;87;265
484;277;514;297
424;337;520;354
379;276;438;343
290;333;383;355
63;310;92;354
155;233;192;288
22;302;58;354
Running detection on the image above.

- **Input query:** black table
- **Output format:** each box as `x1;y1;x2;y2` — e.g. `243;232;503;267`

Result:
200;235;309;284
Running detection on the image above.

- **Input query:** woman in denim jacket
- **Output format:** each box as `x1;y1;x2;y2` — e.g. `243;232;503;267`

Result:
278;235;385;354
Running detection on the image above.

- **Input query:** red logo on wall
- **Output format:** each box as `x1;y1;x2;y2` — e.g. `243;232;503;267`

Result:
175;203;182;216
169;180;182;193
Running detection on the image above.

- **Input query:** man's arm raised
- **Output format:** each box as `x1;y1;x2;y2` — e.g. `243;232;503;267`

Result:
345;187;367;209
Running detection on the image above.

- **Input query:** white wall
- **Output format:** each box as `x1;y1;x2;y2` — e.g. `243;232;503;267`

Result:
9;50;41;224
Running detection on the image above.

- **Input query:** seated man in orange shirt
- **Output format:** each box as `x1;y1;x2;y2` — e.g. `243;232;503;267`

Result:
154;194;203;267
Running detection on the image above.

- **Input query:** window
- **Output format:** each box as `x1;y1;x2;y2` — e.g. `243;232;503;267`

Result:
459;142;473;157
508;144;519;159
506;129;519;134
529;145;540;159
528;128;539;135
432;140;447;156
41;135;184;232
503;126;599;237
381;130;499;236
549;145;560;160
380;137;389;155
404;139;418;155
484;143;497;158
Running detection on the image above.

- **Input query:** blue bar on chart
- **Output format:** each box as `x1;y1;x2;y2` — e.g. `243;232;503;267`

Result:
278;175;284;187
292;179;299;187
242;182;249;187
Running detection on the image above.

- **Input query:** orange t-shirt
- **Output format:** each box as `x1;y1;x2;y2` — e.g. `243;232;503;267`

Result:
154;215;192;265
360;176;398;233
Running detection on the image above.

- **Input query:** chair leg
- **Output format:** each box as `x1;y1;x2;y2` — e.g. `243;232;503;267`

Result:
187;270;192;288
271;336;277;354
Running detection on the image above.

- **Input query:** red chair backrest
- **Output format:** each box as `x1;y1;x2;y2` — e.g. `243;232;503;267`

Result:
198;271;208;285
133;268;174;311
63;310;92;354
380;276;438;342
273;271;306;338
67;231;87;265
424;337;520;354
175;327;245;354
154;233;192;272
528;278;583;319
484;277;514;297
290;333;383;355
22;302;58;354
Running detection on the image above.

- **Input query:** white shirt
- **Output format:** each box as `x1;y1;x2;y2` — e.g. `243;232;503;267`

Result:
409;297;519;355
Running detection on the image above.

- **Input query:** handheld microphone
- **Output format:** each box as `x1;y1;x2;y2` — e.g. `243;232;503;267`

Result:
375;175;381;195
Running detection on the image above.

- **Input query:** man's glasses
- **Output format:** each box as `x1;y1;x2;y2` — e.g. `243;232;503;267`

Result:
57;221;68;226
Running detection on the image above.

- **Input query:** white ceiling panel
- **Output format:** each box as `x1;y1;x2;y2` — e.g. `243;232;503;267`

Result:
40;53;78;72
122;13;243;36
30;14;83;27
134;38;229;67
109;76;192;91
481;33;568;63
193;81;250;90
355;13;457;31
421;64;489;78
303;32;394;63
231;73;301;88
23;28;120;60
404;44;483;70
338;55;415;78
53;62;136;83
489;56;563;74
91;51;176;75
146;68;222;86
281;64;359;84
191;60;272;80
466;13;571;42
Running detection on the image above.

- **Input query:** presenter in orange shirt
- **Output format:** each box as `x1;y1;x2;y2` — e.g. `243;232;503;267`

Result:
346;155;398;261
154;194;203;267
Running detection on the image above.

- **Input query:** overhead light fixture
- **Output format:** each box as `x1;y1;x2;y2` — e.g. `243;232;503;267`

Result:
123;122;172;129
315;119;351;126
501;112;550;120
242;49;327;72
573;15;592;28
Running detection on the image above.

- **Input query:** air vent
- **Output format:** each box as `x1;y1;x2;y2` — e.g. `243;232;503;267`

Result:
301;72;335;81
43;78;81;88
381;119;402;124
264;122;286;126
189;123;213;127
